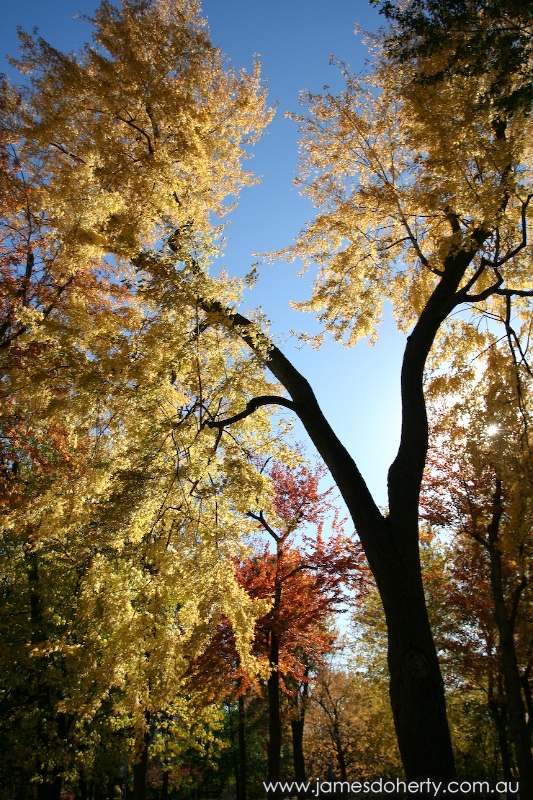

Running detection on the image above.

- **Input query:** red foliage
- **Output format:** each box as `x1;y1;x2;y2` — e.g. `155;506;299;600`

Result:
194;461;369;696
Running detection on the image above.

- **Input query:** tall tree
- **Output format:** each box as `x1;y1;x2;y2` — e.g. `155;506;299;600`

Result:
0;2;281;794
303;661;402;783
242;461;365;785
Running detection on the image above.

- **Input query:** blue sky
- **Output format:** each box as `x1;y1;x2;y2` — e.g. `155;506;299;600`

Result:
1;1;406;508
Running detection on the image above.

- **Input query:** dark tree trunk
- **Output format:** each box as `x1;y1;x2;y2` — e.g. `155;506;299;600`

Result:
268;630;282;784
291;674;308;793
37;778;62;800
161;771;169;800
378;556;455;779
133;726;151;800
487;485;533;798
291;719;306;784
94;781;106;800
238;693;247;800
488;672;514;783
331;719;348;783
75;774;89;800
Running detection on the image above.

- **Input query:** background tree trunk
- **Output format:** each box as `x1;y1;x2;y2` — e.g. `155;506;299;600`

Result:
132;726;150;800
36;778;62;800
487;486;533;798
238;693;247;800
291;719;306;782
268;631;282;784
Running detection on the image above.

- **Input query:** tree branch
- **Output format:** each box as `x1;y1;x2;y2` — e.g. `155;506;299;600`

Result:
116;114;154;155
493;193;532;267
388;230;490;545
197;294;388;563
247;510;280;543
204;395;296;430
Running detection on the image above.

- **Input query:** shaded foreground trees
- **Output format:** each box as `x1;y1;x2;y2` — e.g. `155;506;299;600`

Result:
2;0;533;788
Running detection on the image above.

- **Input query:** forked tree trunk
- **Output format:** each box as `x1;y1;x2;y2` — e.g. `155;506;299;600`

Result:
199;239;494;779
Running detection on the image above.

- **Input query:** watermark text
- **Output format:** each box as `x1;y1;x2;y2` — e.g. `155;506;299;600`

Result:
263;778;520;796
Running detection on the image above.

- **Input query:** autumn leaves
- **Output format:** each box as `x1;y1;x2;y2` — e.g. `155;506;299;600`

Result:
2;0;533;795
0;1;281;793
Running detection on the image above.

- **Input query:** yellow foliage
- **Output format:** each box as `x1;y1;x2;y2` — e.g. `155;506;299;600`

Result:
0;0;283;785
281;42;533;351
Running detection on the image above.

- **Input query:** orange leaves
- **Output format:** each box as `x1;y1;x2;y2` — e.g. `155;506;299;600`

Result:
269;460;330;535
189;459;369;703
243;461;367;683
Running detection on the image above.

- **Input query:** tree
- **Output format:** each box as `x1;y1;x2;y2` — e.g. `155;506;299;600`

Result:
303;661;401;784
420;349;533;793
373;0;533;117
192;460;366;790
424;533;518;781
5;0;533;782
242;461;366;786
0;2;283;795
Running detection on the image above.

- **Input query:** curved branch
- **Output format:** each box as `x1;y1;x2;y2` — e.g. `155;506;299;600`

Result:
204;395;296;430
176;300;392;578
388;228;490;540
464;280;505;302
496;286;533;298
116;114;154;155
458;258;498;301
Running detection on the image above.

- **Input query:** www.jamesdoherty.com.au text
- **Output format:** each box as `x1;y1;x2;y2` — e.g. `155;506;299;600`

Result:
263;778;520;796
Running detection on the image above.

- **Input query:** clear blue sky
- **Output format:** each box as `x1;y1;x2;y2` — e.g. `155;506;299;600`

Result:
1;1;406;508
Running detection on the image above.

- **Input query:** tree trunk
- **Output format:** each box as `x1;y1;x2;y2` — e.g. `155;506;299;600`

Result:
488;671;514;784
238;693;247;800
487;488;533;798
94;781;105;800
291;718;306;783
380;562;455;779
37;778;62;800
331;719;348;783
268;631;282;784
133;726;151;800
75;774;90;800
160;771;169;800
